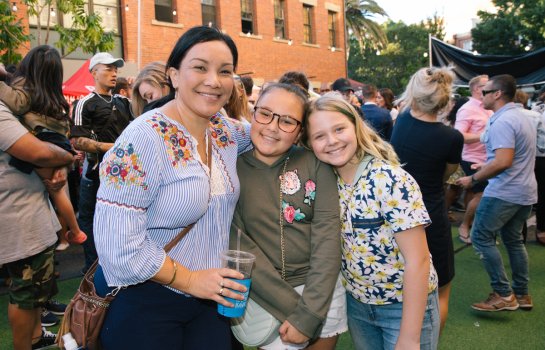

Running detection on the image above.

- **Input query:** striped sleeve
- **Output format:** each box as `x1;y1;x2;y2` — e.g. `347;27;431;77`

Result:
70;94;94;138
93;121;166;287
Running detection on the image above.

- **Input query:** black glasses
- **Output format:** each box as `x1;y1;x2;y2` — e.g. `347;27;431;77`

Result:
482;89;499;96
253;107;301;133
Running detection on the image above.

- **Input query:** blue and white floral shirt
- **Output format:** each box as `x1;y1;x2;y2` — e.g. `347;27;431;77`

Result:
94;110;251;290
339;158;438;305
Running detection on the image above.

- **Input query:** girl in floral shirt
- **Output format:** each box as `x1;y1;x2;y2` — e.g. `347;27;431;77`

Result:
303;93;439;350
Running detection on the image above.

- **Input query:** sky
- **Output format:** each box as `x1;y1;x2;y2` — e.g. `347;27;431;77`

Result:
376;0;496;39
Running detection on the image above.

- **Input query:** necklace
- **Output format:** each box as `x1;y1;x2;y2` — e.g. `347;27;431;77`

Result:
278;156;290;281
94;92;113;104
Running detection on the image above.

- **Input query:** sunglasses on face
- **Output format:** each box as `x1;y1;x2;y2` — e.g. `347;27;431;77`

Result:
482;89;499;96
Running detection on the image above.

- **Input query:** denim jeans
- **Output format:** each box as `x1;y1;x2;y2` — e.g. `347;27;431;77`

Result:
78;176;100;271
472;196;531;296
347;290;439;350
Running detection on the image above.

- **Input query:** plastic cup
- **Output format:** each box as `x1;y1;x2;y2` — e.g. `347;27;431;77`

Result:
217;250;255;317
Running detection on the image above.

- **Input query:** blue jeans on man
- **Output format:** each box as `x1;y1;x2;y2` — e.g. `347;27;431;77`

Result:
78;176;100;272
472;196;531;296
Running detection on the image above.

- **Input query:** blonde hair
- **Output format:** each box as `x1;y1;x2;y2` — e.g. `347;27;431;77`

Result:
131;61;170;116
303;92;399;165
397;67;455;115
224;77;251;121
469;74;488;91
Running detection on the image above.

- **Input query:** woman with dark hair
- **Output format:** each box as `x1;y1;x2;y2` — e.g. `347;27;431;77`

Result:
0;45;86;246
94;26;252;349
390;67;464;333
377;88;399;121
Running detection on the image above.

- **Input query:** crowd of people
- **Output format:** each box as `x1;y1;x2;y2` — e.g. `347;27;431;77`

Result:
1;25;544;350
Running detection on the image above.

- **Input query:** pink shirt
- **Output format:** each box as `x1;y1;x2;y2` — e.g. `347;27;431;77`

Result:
455;97;493;163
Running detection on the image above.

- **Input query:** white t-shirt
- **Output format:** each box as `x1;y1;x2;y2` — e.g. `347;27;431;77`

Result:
0;102;59;264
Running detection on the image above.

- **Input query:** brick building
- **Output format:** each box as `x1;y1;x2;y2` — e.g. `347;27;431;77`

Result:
12;0;347;89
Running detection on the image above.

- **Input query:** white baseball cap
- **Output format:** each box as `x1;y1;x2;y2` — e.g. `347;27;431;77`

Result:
89;52;125;72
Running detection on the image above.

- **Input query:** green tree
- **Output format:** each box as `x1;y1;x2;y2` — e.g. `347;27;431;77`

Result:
472;0;545;55
23;0;114;57
345;0;388;53
423;12;446;41
55;3;114;56
348;20;434;95
0;2;31;65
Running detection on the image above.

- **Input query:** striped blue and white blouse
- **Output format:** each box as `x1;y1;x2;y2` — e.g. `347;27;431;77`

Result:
94;109;251;290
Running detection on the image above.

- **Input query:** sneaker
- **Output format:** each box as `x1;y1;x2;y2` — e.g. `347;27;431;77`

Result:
32;327;57;349
40;309;59;327
471;292;519;312
516;294;533;310
55;241;70;251
45;299;67;315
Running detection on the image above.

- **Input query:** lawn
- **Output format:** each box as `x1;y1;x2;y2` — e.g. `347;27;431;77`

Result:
1;228;544;349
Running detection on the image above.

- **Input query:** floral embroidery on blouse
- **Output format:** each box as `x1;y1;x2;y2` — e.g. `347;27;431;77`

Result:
146;115;193;167
209;115;235;148
303;180;316;206
282;200;306;223
281;169;301;195
100;142;148;190
339;159;437;305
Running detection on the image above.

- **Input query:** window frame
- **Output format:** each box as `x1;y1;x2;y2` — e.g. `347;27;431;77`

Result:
201;0;218;28
328;11;337;48
302;4;314;44
241;0;255;34
274;0;286;39
154;0;175;23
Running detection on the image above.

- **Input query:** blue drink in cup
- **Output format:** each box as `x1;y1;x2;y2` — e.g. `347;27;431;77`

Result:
217;250;255;318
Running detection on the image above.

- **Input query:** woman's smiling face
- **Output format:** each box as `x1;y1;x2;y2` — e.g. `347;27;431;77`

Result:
169;40;235;120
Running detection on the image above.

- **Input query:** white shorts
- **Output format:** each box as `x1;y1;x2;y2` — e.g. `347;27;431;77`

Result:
261;274;348;350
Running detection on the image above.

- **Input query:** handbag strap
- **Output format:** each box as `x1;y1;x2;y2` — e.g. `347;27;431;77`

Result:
164;134;213;253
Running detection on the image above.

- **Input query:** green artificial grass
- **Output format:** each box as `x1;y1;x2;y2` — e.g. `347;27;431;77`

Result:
1;228;544;349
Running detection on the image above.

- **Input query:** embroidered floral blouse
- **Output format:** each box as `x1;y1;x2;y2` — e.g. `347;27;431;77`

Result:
94;110;251;290
339;158;438;305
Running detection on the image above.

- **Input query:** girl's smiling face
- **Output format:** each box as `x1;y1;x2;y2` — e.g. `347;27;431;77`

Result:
250;88;304;165
307;110;358;170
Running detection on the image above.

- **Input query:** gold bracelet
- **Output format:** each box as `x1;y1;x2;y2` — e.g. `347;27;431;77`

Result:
165;260;177;286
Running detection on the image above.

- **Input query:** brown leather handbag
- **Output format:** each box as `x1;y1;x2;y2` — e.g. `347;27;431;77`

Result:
57;223;195;350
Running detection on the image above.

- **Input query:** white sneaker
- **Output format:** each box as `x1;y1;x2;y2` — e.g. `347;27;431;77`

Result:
55;242;70;251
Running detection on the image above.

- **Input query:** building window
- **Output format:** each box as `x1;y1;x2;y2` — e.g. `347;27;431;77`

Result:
328;11;337;47
241;0;254;34
274;0;286;39
91;0;119;34
155;0;174;23
303;5;313;44
202;0;217;27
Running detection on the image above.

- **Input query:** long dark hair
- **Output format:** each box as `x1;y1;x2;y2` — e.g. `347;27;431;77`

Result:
166;26;238;85
13;45;70;120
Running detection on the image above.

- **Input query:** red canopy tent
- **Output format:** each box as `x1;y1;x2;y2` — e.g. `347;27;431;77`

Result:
62;59;95;101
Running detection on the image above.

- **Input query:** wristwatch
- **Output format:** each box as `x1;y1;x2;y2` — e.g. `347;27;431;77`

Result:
471;175;480;187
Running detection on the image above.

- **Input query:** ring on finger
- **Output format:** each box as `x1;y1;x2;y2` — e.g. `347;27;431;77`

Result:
219;287;224;296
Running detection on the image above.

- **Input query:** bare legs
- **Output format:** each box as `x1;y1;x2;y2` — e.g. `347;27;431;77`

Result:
438;282;452;334
459;191;483;242
8;304;42;350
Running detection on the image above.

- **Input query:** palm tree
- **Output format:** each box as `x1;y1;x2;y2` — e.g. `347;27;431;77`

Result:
345;0;388;53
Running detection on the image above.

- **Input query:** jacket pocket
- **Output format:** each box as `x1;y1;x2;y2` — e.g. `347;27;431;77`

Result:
352;217;385;229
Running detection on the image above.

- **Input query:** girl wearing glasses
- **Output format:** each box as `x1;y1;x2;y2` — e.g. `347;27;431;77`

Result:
230;83;347;349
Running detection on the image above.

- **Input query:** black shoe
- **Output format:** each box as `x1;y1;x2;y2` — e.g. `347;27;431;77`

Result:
32;327;57;349
40;309;59;327
45;299;67;315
